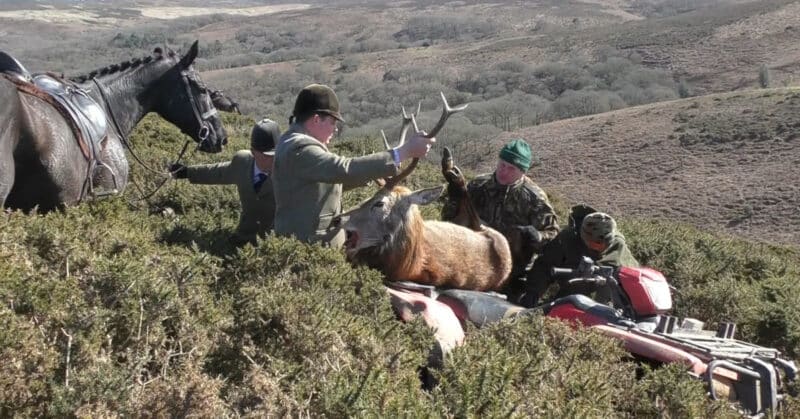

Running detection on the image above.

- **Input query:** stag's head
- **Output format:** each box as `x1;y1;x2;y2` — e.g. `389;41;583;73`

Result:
337;92;467;260
341;185;445;258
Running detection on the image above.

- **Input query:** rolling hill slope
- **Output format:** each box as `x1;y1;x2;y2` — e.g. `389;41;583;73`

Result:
491;87;800;245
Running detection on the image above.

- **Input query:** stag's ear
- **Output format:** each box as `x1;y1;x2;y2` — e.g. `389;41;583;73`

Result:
179;40;199;68
407;185;445;206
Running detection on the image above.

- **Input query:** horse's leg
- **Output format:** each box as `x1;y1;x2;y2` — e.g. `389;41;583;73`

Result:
5;92;88;211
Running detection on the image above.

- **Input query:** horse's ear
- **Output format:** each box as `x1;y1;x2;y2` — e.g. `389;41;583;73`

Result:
180;40;199;68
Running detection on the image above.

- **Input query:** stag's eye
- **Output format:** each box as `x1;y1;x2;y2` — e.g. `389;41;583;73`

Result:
373;201;385;209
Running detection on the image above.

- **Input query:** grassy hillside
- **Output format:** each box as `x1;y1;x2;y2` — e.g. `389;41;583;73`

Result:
2;0;800;415
493;87;800;246
0;113;798;416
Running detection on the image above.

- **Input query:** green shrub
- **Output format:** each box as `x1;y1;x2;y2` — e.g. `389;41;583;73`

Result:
0;114;797;416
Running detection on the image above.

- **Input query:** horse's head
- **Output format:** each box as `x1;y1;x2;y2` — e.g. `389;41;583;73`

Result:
153;41;227;153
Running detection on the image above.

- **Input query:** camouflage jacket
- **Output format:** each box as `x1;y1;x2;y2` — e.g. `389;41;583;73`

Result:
524;226;639;307
442;173;559;276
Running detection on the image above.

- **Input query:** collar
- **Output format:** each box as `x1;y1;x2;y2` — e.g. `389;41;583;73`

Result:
288;122;328;151
490;173;525;190
252;161;267;179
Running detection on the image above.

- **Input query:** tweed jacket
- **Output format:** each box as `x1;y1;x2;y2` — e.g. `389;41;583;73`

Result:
186;150;274;244
272;123;397;247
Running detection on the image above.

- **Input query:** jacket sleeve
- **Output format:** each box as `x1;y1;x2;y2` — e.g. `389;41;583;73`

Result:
293;143;398;186
597;235;640;268
525;191;560;245
185;156;239;185
523;234;567;306
524;251;555;307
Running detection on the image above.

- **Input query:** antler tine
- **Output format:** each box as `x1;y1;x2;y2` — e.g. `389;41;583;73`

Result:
384;159;419;190
398;106;411;148
380;130;391;151
384;97;457;190
411;102;421;132
397;102;421;149
384;105;419;189
426;92;468;138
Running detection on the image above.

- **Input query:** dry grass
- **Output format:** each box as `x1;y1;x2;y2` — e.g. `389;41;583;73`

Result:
499;87;800;246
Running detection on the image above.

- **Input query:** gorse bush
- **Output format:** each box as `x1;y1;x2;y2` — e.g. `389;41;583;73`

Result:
0;114;797;416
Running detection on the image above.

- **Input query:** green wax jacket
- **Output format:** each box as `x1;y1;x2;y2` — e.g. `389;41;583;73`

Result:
272;124;398;247
186;150;274;244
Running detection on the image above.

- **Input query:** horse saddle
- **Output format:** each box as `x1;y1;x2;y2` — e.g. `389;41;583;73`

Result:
0;50;31;83
31;74;108;154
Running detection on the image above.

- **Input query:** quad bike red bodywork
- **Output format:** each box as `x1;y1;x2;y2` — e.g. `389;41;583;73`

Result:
386;263;797;417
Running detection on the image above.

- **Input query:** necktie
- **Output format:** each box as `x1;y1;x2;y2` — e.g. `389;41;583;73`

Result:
254;173;268;192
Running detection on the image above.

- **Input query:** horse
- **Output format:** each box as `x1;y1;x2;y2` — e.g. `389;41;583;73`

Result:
210;89;242;114
0;40;227;212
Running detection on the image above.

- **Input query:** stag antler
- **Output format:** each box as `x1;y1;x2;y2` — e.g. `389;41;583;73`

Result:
383;93;467;190
377;103;420;187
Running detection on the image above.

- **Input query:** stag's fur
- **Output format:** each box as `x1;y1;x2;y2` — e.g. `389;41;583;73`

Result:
343;185;512;291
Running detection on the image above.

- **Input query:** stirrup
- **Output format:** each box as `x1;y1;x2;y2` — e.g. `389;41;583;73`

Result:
89;161;119;197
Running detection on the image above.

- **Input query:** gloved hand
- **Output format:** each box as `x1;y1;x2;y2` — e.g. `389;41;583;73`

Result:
513;225;542;243
441;147;467;193
169;163;188;179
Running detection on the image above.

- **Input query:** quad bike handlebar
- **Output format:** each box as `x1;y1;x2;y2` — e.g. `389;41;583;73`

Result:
550;256;615;280
567;276;608;286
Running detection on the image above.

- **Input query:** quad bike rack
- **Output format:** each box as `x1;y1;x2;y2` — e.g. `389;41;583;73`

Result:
635;315;798;417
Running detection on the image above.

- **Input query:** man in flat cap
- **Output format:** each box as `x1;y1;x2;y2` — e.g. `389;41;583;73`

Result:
442;139;559;302
522;207;639;307
171;118;280;246
272;83;435;247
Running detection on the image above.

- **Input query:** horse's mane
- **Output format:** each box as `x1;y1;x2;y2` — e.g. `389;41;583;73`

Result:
70;47;177;83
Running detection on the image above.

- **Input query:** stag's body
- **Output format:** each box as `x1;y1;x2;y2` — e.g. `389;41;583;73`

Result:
342;94;512;291
344;185;512;291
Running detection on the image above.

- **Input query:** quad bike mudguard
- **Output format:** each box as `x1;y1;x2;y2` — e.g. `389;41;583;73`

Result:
385;284;465;364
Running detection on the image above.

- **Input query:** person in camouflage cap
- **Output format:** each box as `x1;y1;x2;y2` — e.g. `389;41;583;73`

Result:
521;206;639;307
442;139;559;301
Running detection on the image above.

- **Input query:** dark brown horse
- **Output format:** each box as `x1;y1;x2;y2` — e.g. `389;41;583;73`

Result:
0;41;227;212
210;89;241;114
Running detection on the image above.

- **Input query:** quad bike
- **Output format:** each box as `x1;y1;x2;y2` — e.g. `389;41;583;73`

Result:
385;258;798;417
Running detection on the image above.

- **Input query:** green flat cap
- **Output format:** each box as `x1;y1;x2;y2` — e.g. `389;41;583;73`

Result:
498;139;532;172
292;83;345;122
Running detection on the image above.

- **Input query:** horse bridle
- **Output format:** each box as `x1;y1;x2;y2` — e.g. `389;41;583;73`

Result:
91;68;217;170
179;69;218;148
90;69;215;203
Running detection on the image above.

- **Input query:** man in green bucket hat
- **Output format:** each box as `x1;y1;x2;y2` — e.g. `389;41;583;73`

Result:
442;138;559;302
